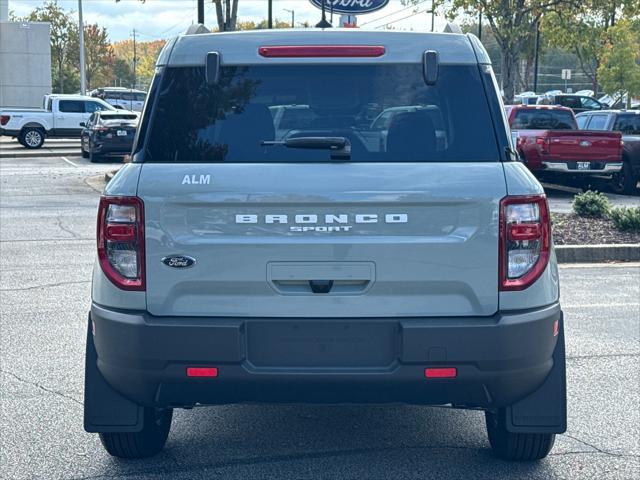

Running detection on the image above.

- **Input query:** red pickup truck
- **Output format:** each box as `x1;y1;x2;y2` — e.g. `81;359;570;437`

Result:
505;105;623;184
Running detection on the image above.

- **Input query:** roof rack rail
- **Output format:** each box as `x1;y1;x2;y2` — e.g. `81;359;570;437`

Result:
185;24;210;35
443;22;463;34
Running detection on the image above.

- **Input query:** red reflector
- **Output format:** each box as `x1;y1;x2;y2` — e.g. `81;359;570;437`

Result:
259;45;385;58
0;115;10;126
508;223;541;241
553;319;559;337
105;224;136;241
186;367;218;378
425;367;457;378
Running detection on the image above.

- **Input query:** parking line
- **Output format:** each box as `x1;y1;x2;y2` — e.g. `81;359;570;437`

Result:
61;156;78;167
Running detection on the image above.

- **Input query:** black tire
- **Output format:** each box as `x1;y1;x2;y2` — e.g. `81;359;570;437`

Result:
485;410;556;461
18;127;45;149
89;145;102;163
99;407;173;459
82;148;89;159
610;160;638;195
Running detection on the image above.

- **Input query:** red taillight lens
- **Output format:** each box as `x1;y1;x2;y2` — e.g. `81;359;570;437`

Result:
97;196;145;291
499;195;550;291
0;115;10;126
535;136;549;153
186;367;218;378
425;368;457;378
258;45;385;58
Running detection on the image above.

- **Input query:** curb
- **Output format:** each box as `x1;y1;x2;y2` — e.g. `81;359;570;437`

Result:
0;151;80;159
556;244;640;263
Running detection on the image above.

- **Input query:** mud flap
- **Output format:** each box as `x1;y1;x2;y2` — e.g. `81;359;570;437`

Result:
84;314;144;433
505;312;567;434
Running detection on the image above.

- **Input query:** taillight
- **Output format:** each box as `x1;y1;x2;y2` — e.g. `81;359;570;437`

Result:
0;115;10;126
97;196;145;290
535;136;549;154
499;195;550;291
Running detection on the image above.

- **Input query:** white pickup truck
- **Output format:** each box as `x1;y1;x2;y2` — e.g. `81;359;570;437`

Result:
0;94;115;149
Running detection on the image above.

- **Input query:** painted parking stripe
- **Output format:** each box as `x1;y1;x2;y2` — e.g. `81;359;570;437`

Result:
61;156;78;167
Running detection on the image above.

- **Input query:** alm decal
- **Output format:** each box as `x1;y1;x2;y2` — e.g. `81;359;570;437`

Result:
182;174;210;185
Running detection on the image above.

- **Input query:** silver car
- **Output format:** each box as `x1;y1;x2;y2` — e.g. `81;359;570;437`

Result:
84;29;566;461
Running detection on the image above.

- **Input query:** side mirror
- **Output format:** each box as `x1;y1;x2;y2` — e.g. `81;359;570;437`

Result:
423;50;439;86
79;122;86;127
206;52;221;85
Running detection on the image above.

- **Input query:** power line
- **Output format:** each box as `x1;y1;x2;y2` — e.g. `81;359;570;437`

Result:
375;8;430;29
360;0;428;27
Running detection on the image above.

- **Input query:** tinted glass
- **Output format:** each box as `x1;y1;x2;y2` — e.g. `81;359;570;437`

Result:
121;92;134;101
613;115;640;134
576;115;589;129
144;64;500;163
587;114;608;130
580;97;600;109
511;109;576;130
135;93;146;102
59;100;84;113
559;96;581;109
85;101;107;113
99;114;138;121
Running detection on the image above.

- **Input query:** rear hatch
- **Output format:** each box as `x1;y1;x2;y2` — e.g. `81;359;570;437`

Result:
546;130;622;162
98;114;138;145
137;55;507;318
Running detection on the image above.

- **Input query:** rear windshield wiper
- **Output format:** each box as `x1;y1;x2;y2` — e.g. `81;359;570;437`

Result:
262;136;351;160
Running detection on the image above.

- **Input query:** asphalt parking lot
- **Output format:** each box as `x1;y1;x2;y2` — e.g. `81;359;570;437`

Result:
0;155;639;479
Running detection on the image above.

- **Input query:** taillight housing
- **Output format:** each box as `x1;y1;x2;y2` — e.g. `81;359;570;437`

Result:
97;196;145;290
499;195;550;291
535;136;549;154
0;115;10;126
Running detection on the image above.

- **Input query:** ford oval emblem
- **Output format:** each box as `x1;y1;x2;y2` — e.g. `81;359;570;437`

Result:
309;0;390;15
579;140;592;147
162;255;196;269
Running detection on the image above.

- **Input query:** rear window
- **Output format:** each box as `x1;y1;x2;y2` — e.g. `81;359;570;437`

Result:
613;115;640;134
144;64;500;163
511;109;576;130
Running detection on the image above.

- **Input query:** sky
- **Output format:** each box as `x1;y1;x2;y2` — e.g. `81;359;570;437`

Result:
8;0;449;42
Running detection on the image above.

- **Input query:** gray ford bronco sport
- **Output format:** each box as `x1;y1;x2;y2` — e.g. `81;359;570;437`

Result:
84;29;566;461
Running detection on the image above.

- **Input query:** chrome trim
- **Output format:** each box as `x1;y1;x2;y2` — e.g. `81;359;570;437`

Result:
542;162;623;173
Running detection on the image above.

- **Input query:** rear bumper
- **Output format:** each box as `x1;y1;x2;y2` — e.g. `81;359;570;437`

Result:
90;302;563;409
542;161;623;173
0;128;20;137
91;141;134;155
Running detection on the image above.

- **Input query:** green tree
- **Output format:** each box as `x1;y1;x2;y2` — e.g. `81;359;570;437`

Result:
597;19;640;107
404;1;575;102
25;0;78;93
543;1;640;94
112;58;135;88
81;24;115;91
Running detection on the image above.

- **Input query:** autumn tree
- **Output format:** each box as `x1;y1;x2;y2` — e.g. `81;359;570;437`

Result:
543;1;640;94
112;39;166;88
76;24;114;91
25;0;78;93
597;19;640;107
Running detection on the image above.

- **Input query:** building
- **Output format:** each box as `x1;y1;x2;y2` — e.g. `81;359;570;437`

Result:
0;0;52;107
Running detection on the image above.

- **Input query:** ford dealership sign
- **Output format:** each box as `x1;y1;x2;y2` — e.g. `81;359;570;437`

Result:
309;0;390;15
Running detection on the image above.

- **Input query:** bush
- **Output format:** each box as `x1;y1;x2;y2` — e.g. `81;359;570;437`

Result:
572;191;611;217
609;206;640;231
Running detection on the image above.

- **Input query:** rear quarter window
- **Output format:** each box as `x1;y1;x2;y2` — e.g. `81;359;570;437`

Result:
142;64;501;163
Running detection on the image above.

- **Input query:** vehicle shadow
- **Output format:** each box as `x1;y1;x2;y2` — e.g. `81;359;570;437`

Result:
98;404;560;479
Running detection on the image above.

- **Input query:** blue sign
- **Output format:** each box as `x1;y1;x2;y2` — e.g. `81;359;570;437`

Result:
309;0;390;15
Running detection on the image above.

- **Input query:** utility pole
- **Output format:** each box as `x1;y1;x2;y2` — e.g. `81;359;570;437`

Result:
197;0;204;24
533;20;541;93
132;29;137;91
78;0;86;94
268;0;273;29
478;9;482;40
284;9;294;28
430;1;435;32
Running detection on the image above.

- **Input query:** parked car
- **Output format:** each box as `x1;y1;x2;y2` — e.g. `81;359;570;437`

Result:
537;94;605;114
576;110;640;194
90;87;147;112
85;29;566;462
0;95;115;148
506;105;623;186
80;110;139;162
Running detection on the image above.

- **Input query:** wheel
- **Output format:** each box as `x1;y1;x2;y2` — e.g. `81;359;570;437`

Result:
610;160;638;195
485;410;555;461
89;145;102;163
99;407;173;459
81;141;89;159
19;127;45;149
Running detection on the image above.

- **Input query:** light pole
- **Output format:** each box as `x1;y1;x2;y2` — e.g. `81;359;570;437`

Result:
284;9;294;28
268;0;273;28
197;0;204;24
78;0;86;94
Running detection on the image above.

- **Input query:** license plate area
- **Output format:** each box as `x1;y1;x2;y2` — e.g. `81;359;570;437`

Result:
246;321;398;370
117;130;127;136
577;161;591;170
